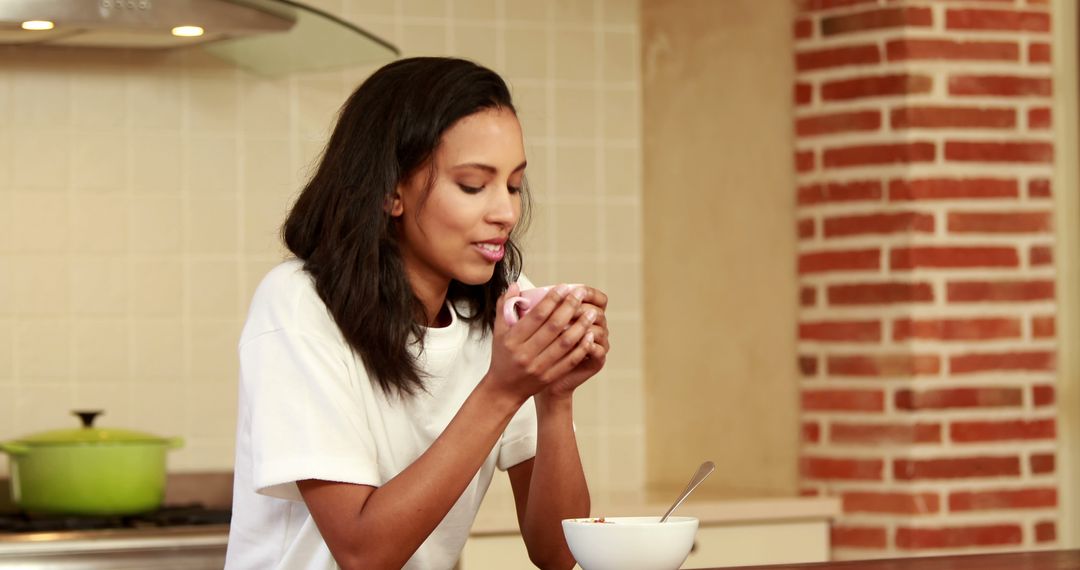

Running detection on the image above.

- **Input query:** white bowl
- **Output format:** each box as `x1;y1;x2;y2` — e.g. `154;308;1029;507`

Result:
561;516;699;570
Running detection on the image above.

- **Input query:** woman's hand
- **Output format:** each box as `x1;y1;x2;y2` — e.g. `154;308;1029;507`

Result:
541;286;609;401
485;283;597;403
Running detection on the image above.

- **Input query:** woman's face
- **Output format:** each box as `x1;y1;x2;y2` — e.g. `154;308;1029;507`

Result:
393;107;526;292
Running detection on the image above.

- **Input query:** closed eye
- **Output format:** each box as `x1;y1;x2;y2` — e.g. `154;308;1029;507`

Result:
457;183;483;194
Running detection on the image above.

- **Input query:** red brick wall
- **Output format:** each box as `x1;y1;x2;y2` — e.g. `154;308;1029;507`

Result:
793;0;1059;559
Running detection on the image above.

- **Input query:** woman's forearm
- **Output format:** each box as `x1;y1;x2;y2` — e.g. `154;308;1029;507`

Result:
522;396;591;570
304;377;526;570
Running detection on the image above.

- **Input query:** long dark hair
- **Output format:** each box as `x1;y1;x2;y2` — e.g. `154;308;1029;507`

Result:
282;57;529;397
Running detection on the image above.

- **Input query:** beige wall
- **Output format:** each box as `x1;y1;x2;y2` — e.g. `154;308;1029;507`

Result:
641;0;799;495
0;0;644;500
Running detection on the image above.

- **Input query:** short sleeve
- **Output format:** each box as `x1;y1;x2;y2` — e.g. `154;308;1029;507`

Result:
240;329;380;501
497;396;538;471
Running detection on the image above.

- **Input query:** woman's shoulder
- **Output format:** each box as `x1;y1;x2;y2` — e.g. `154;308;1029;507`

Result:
242;259;339;344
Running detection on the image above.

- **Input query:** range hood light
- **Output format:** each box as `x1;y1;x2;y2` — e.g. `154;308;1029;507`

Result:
21;20;55;31
171;25;204;37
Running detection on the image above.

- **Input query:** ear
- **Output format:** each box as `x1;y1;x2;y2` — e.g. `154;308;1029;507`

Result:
387;187;404;217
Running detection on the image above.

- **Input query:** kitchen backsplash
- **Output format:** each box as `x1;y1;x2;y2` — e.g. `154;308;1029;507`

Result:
0;0;644;500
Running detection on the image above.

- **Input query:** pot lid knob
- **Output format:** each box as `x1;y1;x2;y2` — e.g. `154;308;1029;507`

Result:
73;410;104;428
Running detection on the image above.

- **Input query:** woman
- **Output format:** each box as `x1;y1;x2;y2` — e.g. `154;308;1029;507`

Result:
225;57;609;570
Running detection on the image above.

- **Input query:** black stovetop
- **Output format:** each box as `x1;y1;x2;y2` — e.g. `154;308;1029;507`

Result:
0;504;231;534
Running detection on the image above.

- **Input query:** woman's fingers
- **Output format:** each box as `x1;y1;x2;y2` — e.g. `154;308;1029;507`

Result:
513;286;586;354
542;329;595;382
533;306;597;377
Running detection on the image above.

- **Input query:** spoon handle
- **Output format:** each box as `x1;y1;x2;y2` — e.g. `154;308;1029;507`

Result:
660;461;716;523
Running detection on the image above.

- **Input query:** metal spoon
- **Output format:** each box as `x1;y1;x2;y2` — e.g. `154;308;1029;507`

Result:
659;461;716;523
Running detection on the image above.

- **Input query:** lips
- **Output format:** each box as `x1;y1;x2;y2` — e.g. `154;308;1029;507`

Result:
473;239;506;262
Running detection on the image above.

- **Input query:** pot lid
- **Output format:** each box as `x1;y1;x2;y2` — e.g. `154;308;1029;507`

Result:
14;411;170;445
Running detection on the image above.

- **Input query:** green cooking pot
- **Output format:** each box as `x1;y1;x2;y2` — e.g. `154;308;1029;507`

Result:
0;410;183;516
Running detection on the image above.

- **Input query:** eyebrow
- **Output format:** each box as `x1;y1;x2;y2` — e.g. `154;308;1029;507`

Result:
452;161;527;174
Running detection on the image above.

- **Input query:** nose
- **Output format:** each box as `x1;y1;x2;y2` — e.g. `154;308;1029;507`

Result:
486;185;520;228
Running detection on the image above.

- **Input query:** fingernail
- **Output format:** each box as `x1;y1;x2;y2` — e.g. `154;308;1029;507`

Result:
572;287;587;300
585;309;597;323
556;284;571;297
584;331;595;345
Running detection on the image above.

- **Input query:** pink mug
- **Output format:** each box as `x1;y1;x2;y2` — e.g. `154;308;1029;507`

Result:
504;284;584;326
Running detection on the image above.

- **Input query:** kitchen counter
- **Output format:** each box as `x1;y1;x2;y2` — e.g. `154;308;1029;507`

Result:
462;491;840;568
719;549;1080;570
471;490;840;535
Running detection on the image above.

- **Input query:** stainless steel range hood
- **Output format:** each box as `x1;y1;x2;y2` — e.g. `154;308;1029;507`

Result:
0;0;399;76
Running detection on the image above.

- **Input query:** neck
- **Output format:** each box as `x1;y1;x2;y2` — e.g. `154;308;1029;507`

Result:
408;274;451;327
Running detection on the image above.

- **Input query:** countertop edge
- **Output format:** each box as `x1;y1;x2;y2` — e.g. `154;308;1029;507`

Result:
471;496;841;536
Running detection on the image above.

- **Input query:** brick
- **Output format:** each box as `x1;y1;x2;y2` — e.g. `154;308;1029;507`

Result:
946;9;1051;32
822;74;932;101
827;282;933;305
891;246;1018;270
800;355;819;376
1031;453;1055;474
1033;385;1055;406
799;0;877;12
893;317;1021;341
945;141;1053;163
948;280;1054;302
832;526;887;549
951;418;1056;442
949;75;1052;97
801;286;817;307
830;422;941;444
795;82;813;106
1032;315;1055;337
799;249;880;274
1029;107;1052;129
824;142;935;168
798;180;883;205
802;456;884;480
1029;42;1051;63
800;320;880;342
795;18;813;39
797;110;881;137
889;178;1018;201
1036;521;1056;543
822;7;933;36
891;106;1015;129
803;389;885;412
803;421;821;443
1030;245;1053;266
895;387;1023;411
828;354;940;377
949;488;1057;511
843;491;940;515
796;150;816;172
796;45;880;71
798;218;815;239
825;212;934;237
887;38;1019;62
896;525;1022;549
894;456;1021;480
950;351;1055;374
948;211;1052;233
1029;178;1052;198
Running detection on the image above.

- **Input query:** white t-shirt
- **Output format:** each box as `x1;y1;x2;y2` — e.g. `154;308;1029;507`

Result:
225;260;538;570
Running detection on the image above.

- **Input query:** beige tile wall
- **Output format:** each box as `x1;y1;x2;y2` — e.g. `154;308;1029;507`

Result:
0;0;644;499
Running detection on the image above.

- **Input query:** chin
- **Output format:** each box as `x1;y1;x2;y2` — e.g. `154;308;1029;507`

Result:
457;267;498;286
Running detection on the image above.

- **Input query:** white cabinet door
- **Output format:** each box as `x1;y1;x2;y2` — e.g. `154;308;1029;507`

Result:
684;521;830;568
